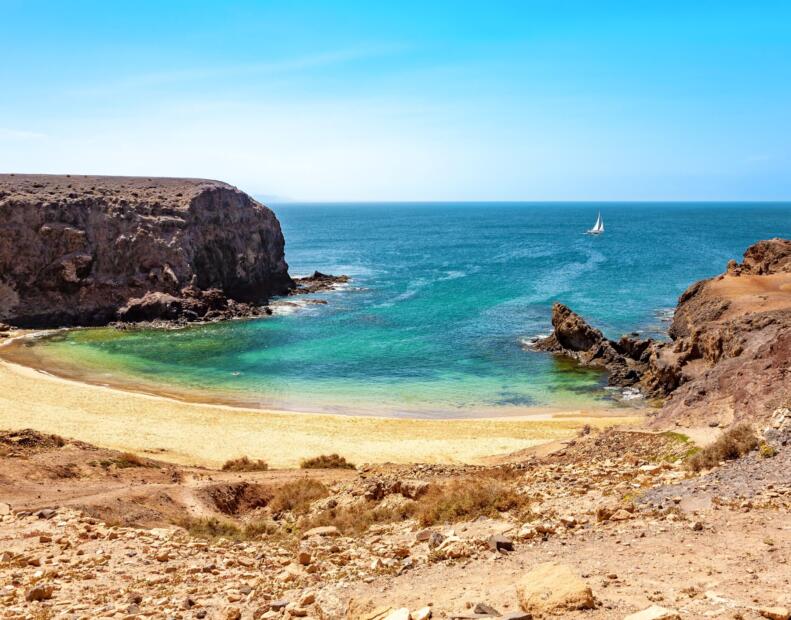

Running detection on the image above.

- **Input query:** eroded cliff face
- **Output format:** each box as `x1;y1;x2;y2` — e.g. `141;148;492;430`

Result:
0;175;293;327
533;238;791;426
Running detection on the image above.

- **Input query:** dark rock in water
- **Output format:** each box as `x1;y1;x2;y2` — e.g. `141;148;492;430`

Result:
0;174;293;327
291;271;350;295
531;238;791;427
533;303;652;388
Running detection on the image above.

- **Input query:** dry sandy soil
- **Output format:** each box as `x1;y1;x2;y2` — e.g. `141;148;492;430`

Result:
0;421;788;620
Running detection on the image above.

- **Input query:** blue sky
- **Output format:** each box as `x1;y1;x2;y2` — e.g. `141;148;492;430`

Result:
1;1;790;201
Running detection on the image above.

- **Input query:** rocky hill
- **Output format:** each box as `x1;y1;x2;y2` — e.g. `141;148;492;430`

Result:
534;238;791;427
0;174;293;327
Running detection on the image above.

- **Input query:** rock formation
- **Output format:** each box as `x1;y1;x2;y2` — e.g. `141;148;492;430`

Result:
0;174;294;327
533;238;791;426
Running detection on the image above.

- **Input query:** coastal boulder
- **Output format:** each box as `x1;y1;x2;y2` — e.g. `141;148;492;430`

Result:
533;303;651;387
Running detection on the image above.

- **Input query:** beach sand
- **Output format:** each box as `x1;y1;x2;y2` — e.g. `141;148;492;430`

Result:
0;344;641;468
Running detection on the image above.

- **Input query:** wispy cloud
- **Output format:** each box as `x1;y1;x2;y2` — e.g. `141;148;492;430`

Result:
0;128;47;141
69;45;407;97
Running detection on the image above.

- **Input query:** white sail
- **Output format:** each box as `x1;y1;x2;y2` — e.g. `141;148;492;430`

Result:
588;211;604;234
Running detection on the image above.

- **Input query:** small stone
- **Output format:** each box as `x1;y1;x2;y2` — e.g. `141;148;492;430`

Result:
473;602;501;615
412;607;433;620
760;608;791;620
428;531;446;549
298;549;312;565
488;534;514;553
382;609;410;620
25;584;54;602
270;600;289;611
624;605;681;620
610;509;633;521
224;607;242;620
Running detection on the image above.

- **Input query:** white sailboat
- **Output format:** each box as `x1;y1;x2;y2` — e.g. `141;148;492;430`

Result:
587;211;604;235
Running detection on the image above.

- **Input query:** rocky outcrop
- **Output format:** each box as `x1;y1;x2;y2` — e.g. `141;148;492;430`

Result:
0;174;293;327
291;271;350;295
533;303;653;387
533;238;791;426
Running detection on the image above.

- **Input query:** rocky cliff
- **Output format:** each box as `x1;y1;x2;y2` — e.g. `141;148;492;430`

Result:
0;175;293;327
533;238;791;426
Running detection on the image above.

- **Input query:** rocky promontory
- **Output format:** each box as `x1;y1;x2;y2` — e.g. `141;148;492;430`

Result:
534;238;791;426
0;175;294;327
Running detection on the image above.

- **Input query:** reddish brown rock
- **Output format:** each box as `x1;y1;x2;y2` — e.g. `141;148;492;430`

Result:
532;238;791;426
0;174;293;327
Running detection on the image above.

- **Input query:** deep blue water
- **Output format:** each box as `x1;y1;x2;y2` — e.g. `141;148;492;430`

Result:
36;203;790;417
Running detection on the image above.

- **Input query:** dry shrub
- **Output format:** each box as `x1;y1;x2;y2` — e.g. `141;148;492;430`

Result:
685;423;758;472
114;452;149;468
268;478;329;516
299;453;356;470
176;516;277;541
302;500;417;536
47;463;80;479
221;456;269;472
415;477;530;526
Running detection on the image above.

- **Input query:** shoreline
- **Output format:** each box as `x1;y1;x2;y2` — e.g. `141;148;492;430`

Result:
0;329;637;420
0;333;643;468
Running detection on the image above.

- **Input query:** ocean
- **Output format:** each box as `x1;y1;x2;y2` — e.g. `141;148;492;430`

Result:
29;202;790;418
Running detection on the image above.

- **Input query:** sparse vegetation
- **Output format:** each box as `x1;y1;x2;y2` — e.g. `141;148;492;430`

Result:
221;456;269;472
268;478;329;516
299;453;356;470
685;423;758;472
91;452;151;469
414;477;530;526
176;516;278;541
758;442;777;458
302;500;417;537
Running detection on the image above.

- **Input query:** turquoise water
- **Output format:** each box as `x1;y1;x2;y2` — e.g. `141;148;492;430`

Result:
34;203;790;417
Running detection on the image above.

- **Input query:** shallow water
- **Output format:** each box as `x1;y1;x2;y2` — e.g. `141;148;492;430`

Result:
27;203;791;417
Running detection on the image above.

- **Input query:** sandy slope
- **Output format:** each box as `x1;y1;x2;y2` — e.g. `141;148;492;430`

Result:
0;357;638;468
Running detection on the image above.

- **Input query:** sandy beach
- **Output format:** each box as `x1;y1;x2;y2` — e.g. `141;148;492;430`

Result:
0;345;640;468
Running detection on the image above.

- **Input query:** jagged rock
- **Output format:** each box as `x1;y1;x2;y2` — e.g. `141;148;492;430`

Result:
532;238;791;426
0;174;293;327
533;303;652;388
516;562;595;615
473;602;500;616
292;271;350;295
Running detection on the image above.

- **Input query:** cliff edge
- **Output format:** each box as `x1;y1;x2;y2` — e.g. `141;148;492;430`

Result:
0;174;293;327
533;238;791;427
